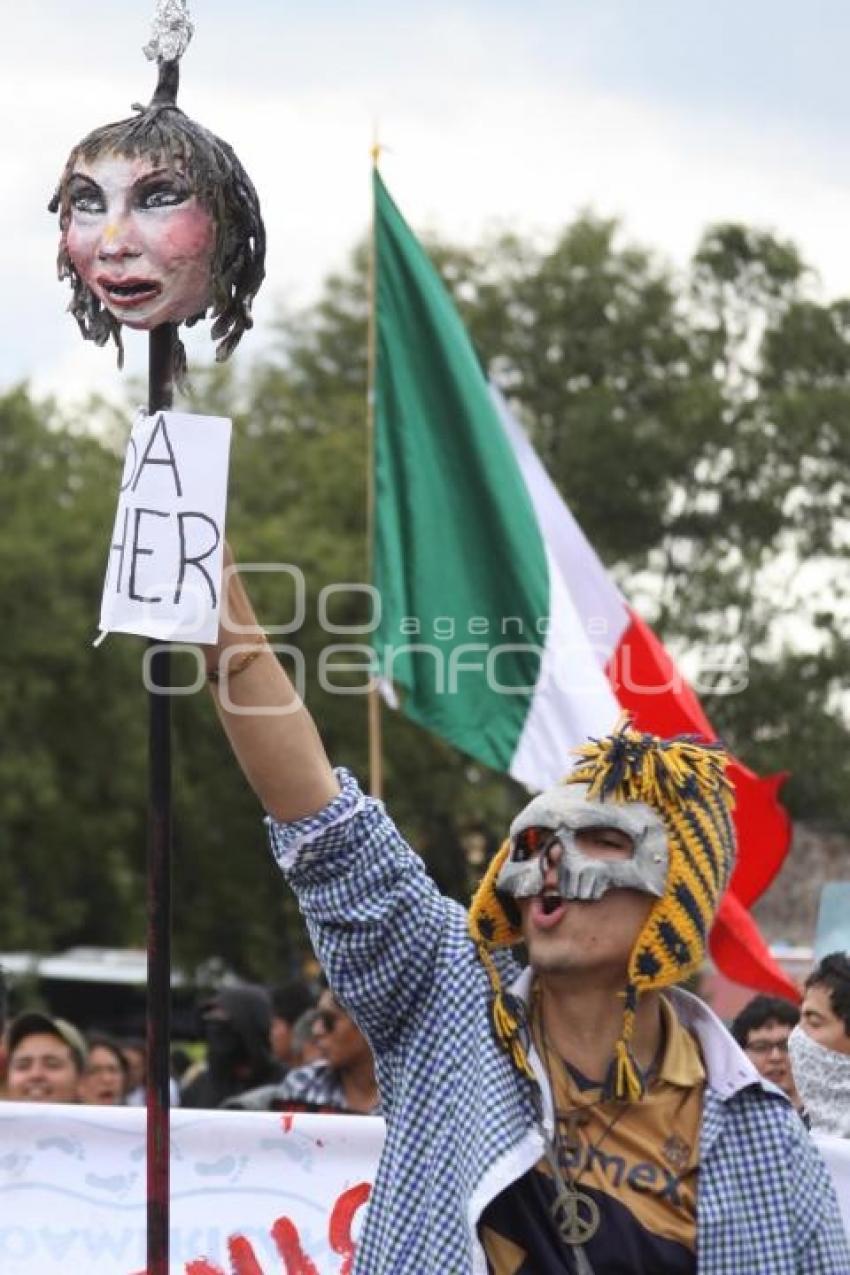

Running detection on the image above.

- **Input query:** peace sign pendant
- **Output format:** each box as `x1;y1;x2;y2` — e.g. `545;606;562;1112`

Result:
550;1184;601;1245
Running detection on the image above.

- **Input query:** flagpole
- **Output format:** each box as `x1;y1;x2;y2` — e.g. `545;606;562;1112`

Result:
366;138;383;799
141;10;191;1272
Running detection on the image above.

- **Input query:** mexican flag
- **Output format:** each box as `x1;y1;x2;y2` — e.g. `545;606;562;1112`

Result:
371;169;795;999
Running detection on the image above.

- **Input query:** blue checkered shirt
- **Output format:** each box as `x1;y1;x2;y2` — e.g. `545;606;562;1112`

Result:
267;769;850;1275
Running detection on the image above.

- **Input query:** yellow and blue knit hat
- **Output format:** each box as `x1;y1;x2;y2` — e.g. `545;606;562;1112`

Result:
468;716;736;1099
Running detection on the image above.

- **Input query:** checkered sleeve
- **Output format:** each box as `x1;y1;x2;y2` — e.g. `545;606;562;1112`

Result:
266;768;464;1054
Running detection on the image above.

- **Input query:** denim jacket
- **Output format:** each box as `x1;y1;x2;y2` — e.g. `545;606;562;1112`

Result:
267;769;850;1275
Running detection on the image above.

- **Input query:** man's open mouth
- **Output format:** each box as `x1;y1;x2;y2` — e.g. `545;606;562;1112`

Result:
97;277;162;306
530;891;568;930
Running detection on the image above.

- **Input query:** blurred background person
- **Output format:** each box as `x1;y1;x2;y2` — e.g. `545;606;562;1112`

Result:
170;1045;194;1087
269;980;315;1072
730;993;802;1111
78;1033;128;1105
122;1036;181;1107
790;951;850;1137
0;966;7;1093
279;989;379;1113
290;1008;323;1067
120;1037;146;1104
182;983;281;1109
224;989;378;1114
5;1012;86;1104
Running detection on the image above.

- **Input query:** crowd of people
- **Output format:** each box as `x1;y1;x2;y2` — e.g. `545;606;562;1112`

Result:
0;969;379;1115
4;954;848;1133
730;954;850;1139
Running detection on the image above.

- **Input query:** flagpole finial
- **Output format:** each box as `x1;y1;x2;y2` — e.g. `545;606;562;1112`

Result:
143;0;194;64
370;124;382;168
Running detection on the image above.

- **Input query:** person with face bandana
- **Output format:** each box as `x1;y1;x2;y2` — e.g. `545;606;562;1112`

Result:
789;952;850;1139
203;557;849;1274
180;983;282;1110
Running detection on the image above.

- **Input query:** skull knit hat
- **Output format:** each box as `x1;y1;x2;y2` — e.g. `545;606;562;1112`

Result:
468;717;736;1100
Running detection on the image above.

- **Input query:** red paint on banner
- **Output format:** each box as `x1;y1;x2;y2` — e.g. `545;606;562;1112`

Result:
228;1234;266;1275
179;1181;371;1274
281;1113;295;1133
328;1183;371;1275
270;1216;320;1274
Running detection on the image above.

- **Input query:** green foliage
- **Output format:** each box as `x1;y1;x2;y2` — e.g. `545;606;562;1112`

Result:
0;387;147;950
2;208;848;977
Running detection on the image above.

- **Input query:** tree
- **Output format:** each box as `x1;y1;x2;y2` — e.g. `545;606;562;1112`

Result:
0;386;148;950
2;207;848;980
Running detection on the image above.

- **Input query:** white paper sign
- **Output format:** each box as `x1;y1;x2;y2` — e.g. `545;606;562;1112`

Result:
99;411;232;644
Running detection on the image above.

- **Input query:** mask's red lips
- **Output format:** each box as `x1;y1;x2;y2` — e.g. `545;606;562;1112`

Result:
96;276;162;308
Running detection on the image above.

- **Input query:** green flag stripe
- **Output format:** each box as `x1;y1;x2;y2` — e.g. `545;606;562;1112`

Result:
373;171;549;770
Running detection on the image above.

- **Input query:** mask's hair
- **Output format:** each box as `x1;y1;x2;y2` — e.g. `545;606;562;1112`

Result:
49;83;265;378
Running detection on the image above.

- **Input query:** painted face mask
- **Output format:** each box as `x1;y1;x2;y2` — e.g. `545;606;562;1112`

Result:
496;784;668;904
49;54;265;378
63;152;215;332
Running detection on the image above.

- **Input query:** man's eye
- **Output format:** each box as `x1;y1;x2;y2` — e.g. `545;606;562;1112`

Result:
139;184;188;210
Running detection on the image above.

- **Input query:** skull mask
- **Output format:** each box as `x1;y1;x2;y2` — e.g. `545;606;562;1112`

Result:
496;783;669;904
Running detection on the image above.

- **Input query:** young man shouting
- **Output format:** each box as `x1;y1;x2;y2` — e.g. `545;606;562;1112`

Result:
205;557;848;1274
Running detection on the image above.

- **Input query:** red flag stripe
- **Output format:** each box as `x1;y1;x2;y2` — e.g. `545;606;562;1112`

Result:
606;610;794;995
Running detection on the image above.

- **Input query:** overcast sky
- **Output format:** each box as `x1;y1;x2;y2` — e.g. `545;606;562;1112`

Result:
6;0;850;405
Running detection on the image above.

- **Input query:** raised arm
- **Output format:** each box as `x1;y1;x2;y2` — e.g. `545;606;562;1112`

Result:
203;548;477;1053
204;546;339;821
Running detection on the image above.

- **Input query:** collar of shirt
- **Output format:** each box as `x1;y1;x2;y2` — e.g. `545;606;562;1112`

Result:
657;995;705;1089
509;967;772;1102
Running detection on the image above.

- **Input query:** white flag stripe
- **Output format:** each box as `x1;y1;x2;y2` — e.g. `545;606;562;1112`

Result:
509;540;621;790
490;385;629;662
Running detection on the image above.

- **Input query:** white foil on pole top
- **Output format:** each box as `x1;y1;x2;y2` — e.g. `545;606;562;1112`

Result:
143;0;194;63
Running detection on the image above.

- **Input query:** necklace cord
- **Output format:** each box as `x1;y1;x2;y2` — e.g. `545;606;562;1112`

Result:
534;993;639;1267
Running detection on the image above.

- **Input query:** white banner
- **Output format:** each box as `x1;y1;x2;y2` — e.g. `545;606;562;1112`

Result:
99;411;232;644
816;1133;850;1242
0;1105;383;1274
0;1107;847;1272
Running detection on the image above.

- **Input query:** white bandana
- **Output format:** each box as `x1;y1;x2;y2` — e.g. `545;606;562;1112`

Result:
788;1025;850;1138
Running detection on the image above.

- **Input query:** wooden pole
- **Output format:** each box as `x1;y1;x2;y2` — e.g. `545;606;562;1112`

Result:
146;321;176;1275
366;143;383;800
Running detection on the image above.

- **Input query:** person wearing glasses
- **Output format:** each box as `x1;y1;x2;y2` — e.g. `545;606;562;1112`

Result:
730;995;803;1112
224;988;379;1115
